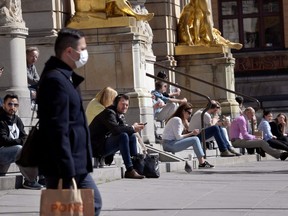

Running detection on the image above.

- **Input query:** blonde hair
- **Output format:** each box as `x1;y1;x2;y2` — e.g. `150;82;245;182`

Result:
95;87;118;108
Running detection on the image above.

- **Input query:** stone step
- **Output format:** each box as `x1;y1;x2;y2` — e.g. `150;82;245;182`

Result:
0;154;267;191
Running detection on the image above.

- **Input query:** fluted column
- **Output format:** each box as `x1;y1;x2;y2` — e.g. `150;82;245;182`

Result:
0;0;31;119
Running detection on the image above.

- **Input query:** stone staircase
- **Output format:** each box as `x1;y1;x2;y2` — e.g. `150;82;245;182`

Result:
0;148;265;191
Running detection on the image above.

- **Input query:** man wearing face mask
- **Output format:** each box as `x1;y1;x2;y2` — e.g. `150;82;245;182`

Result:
37;28;102;216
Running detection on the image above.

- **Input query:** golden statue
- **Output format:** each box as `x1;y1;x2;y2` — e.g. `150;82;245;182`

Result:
67;0;154;28
177;0;242;50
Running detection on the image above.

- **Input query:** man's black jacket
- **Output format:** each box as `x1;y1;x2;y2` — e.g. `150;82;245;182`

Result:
0;108;27;148
37;56;93;178
89;105;135;158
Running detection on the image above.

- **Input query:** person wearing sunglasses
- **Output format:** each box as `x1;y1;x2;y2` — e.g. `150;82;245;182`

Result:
0;94;43;189
152;81;187;122
162;102;214;170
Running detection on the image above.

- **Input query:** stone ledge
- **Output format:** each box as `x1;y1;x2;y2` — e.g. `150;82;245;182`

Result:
0;154;264;190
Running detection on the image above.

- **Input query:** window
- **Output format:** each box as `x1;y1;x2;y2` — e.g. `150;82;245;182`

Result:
219;0;283;51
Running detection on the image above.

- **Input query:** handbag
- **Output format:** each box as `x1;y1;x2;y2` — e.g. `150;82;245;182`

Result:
131;154;145;175
40;178;94;216
143;153;160;178
16;108;40;167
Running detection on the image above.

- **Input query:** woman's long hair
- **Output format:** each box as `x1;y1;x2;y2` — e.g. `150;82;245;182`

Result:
274;113;287;124
166;102;193;123
274;113;287;133
95;87;118;108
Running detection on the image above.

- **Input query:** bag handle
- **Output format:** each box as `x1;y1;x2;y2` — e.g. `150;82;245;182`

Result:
57;178;77;190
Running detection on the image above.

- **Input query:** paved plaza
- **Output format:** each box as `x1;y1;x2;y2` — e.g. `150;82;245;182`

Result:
1;159;288;216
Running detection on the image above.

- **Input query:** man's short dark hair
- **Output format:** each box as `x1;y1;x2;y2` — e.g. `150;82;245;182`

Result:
54;28;85;58
3;94;18;103
113;94;130;106
155;81;166;91
235;96;244;105
157;71;168;80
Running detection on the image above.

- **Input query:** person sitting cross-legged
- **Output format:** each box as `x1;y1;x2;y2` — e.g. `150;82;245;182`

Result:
0;94;43;189
230;107;288;161
162;102;214;170
89;94;145;179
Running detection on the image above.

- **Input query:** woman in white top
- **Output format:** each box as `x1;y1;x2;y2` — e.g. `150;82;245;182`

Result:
162;102;214;169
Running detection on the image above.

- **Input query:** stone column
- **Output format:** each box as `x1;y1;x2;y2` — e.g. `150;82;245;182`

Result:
145;0;181;73
0;0;31;119
175;50;239;118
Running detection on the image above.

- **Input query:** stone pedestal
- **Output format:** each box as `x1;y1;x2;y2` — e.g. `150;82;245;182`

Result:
79;21;156;143
175;49;239;118
0;25;31;119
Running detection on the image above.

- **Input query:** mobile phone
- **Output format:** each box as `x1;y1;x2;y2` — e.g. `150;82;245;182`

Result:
143;122;147;125
140;122;147;126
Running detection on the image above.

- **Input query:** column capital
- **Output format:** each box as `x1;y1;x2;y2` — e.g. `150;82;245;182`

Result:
0;26;28;36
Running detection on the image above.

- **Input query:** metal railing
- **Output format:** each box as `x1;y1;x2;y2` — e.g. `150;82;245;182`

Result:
149;63;261;156
154;62;261;111
146;73;211;156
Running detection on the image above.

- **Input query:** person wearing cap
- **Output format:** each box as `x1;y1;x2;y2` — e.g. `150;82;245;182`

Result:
156;71;181;98
152;81;187;122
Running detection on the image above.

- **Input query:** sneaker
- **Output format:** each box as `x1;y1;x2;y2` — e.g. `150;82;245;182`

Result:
124;169;145;179
184;161;192;173
220;150;236;157
23;180;43;190
198;161;214;169
38;178;46;186
280;152;288;161
228;148;242;156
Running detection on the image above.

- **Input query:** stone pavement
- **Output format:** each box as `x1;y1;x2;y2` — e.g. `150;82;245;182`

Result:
1;158;288;216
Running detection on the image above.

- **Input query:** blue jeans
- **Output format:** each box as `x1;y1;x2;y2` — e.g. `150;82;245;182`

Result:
0;145;21;165
104;132;138;169
162;136;205;159
45;174;102;216
197;125;230;152
0;145;38;181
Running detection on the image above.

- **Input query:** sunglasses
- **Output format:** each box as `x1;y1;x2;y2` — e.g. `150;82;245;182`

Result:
8;102;19;107
185;110;192;115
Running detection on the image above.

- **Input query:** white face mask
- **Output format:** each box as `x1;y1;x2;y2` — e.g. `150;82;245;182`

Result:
69;49;89;68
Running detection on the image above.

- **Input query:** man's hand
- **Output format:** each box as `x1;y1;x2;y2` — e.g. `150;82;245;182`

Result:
132;123;145;132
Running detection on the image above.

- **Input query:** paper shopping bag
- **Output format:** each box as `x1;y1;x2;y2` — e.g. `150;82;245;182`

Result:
40;178;94;216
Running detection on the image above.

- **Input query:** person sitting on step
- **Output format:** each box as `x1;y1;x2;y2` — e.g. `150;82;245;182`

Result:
0;94;43;189
230;107;288;161
162;102;214;170
188;100;240;157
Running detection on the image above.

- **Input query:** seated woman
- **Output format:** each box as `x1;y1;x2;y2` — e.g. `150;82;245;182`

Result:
270;113;288;143
162;102;214;170
258;111;288;152
86;86;118;125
